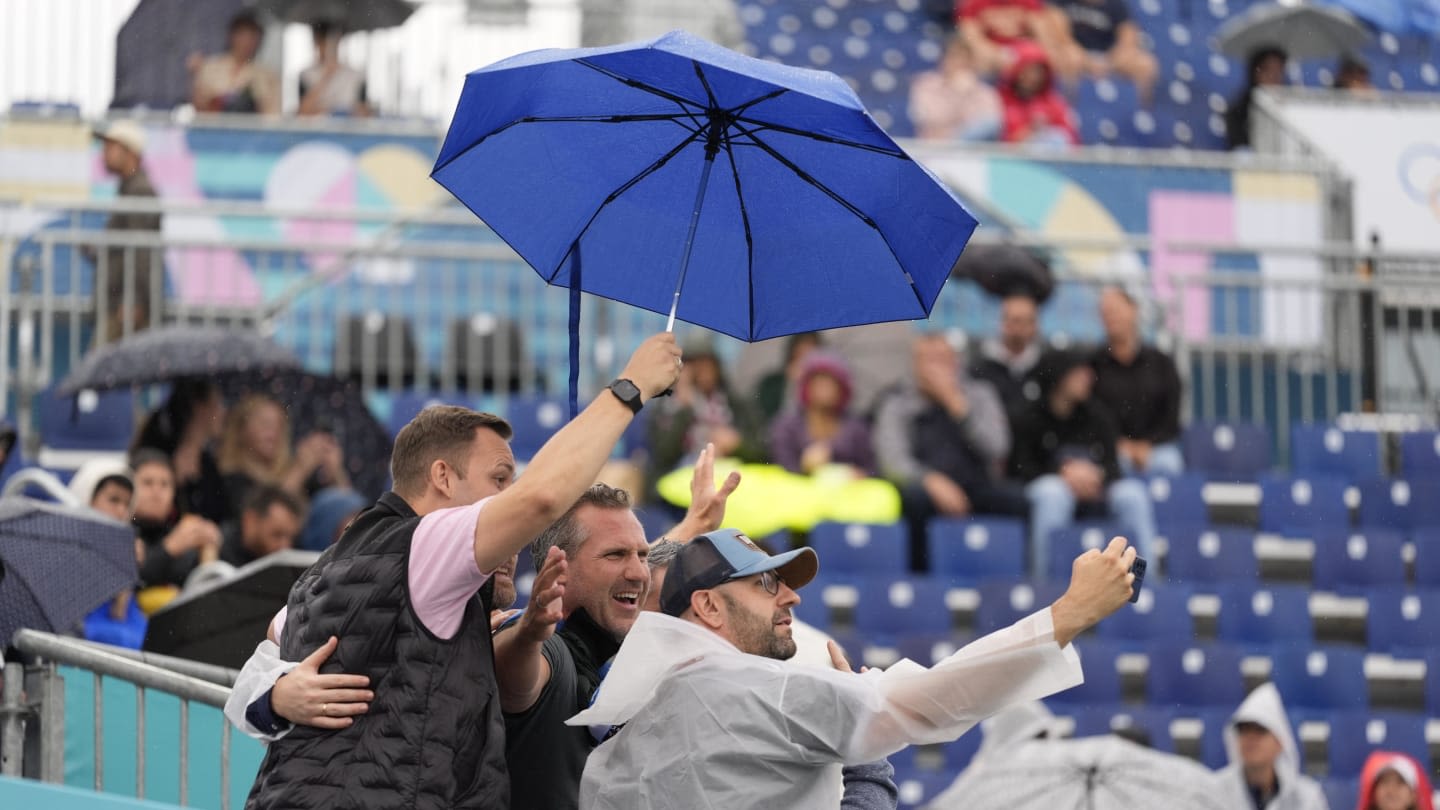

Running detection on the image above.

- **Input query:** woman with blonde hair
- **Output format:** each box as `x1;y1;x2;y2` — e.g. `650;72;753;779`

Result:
218;395;349;507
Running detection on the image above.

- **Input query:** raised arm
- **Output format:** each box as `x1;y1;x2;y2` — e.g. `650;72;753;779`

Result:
471;333;681;573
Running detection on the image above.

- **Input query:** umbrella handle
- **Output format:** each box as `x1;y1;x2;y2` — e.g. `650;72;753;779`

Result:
665;151;718;332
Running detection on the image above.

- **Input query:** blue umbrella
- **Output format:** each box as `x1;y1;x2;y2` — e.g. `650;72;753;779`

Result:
432;30;977;416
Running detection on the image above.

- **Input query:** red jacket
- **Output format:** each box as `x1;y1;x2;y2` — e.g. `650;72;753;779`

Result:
998;41;1078;145
1357;751;1434;810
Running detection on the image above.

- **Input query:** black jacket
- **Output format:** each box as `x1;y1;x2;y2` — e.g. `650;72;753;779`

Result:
1009;399;1124;487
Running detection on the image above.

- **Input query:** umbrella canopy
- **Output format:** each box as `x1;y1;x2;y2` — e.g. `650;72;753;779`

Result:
925;735;1230;810
953;243;1055;304
143;550;319;668
434;30;976;413
112;0;250;110
219;369;392;499
0;496;137;646
256;0;416;30
57;326;302;396
1217;4;1370;61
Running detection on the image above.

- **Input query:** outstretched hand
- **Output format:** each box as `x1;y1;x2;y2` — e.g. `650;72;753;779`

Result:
271;636;374;730
664;443;742;542
1050;536;1137;647
514;546;568;645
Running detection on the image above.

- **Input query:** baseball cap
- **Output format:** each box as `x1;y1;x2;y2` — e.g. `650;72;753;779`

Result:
659;528;818;617
93;120;146;157
1375;754;1420;789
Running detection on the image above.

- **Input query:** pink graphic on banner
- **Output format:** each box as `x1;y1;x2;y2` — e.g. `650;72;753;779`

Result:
1149;192;1233;342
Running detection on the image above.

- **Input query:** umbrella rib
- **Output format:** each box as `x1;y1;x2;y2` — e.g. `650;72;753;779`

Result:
718;127;757;341
517;113;701;128
725;87;789;117
733;116;908;157
575;59;708;114
692;60;720;110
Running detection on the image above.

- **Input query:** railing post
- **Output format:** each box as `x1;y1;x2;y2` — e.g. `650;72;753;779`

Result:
0;660;26;777
22;660;65;783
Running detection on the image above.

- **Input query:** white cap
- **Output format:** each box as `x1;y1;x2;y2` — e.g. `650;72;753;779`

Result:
1377;754;1420;789
94;119;146;157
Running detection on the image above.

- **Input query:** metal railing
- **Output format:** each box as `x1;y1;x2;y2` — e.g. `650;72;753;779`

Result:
2;629;239;808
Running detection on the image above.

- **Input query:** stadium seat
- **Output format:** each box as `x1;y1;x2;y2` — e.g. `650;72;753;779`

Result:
1165;526;1258;584
385;391;475;438
1415;529;1440;587
1322;778;1359;810
926;517;1025;582
1070;705;1177;752
1365;588;1440;655
1269;646;1369;711
1428;651;1440;716
446;314;528;392
1182;423;1271;479
1147;474;1210;527
895;633;966;668
853;575;954;637
1049;640;1123;706
1355;478;1440;531
37;387;134;453
974;580;1067;635
1258;475;1351;534
1399;430;1440;479
944;731;982;774
1311;529;1407;590
1192;707;1235;770
1095;584;1195;647
1147;643;1247;708
335;314;419;388
504;394;569;460
632;507;673;543
1290;425;1381;480
790;575;835;631
1214;584;1313;649
808;522;909;576
1327;711;1431;778
1046;523;1119;581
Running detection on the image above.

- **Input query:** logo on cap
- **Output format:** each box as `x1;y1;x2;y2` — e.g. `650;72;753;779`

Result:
733;532;762;553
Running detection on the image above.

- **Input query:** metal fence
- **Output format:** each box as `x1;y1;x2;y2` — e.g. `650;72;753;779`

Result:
2;629;241;808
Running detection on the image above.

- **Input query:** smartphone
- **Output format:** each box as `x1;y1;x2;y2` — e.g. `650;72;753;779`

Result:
1128;556;1148;603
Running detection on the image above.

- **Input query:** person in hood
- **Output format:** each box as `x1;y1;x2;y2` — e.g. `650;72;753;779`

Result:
1358;752;1433;810
1215;682;1330;810
769;352;876;478
568;526;1139;809
999;41;1079;146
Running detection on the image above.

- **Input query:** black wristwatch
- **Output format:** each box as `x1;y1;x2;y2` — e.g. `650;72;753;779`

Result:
607;378;643;414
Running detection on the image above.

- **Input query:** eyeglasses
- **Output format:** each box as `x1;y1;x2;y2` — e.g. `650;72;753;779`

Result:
755;570;786;596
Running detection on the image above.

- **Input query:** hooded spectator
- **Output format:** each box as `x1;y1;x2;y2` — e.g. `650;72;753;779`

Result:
999;41;1078;146
769;352;876;478
1226;45;1288;151
1357;752;1433;810
1214;682;1329;810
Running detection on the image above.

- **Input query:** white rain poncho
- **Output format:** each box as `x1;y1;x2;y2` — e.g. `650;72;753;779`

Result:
1213;682;1330;810
568;608;1083;809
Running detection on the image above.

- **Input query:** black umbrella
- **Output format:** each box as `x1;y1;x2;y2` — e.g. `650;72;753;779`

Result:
57;326;302;396
143;549;319;668
953;243;1056;304
112;0;250;110
256;0;416;30
220;369;393;499
0;497;137;646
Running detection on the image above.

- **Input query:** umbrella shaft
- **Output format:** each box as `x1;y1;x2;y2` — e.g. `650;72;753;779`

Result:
666;151;718;332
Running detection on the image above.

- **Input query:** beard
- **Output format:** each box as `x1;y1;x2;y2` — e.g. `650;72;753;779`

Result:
720;592;796;661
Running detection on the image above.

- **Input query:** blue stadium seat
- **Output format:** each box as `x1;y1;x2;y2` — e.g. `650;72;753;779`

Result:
1258;475;1351;534
1193;707;1235;770
974;580;1067;635
1070;705;1177;752
1290;425;1381;480
1182;423;1271;479
853;576;954;637
1415;529;1440;588
37;387;134;452
895;633;967;668
1147;643;1247;708
1215;584;1313;649
504;395;569;460
1429;651;1440;716
1322;778;1360;810
1327;711;1431;779
1399;430;1440;479
1095;584;1195;647
808;522;909;576
1269;646;1369;711
926;517;1025;582
1147;474;1210;527
385;391;475;438
944;731;982;774
1355;478;1440;531
1365;588;1440;655
632;506;674;543
1049;640;1123;706
1047;523;1119;581
1311;529;1407;590
790;575;835;631
1165;526;1258;584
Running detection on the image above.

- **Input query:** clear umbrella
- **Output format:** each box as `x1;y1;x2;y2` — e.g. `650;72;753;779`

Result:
1216;2;1370;61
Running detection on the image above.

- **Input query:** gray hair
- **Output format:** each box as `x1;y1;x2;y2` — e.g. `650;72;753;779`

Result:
530;483;632;571
647;539;684;571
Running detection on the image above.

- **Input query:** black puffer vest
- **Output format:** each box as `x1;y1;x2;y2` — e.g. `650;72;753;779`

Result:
246;492;508;810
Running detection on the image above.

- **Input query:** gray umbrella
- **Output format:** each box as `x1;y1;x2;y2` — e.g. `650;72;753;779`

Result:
57;326;302;396
112;0;250;110
256;0;416;31
0;497;137;647
924;736;1230;810
1217;3;1370;61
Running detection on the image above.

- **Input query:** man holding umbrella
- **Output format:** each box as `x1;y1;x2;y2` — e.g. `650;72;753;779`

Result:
243;333;680;810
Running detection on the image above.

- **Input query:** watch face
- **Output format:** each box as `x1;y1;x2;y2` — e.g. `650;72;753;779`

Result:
612;379;640;402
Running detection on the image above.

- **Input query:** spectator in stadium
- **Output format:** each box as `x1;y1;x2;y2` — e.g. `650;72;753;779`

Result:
955;0;1075;78
908;35;1003;142
297;21;371;118
71;459;147;647
218;485;306;568
1357;751;1433;810
217;394;350;507
999;41;1079;146
1009;349;1155;577
570;528;1138;808
130;449;222;595
189;11;280;115
769;352;876;478
83;120;162;343
1213;682;1328;810
969;291;1046;428
297;487;367;552
754;331;823;423
647;336;765;492
235;334;680;810
132;378;232;525
874;333;1028;571
1049;0;1157;102
1090;287;1184;476
1226;45;1288;151
1333;55;1376;95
